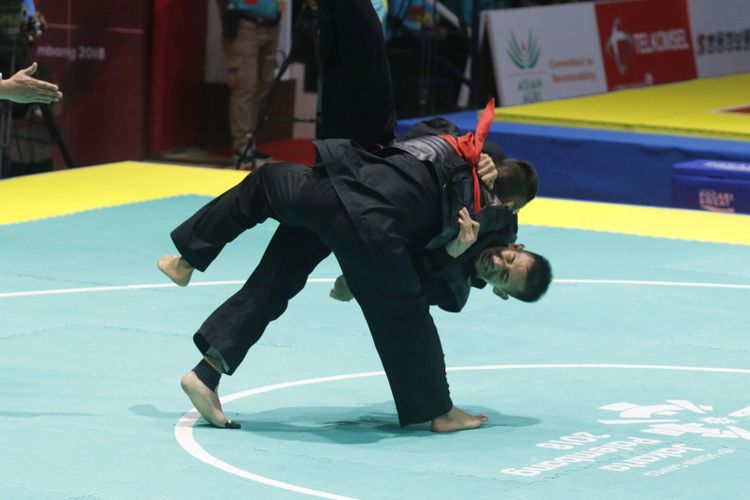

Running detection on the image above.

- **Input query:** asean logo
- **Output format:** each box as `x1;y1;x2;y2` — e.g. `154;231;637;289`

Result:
507;30;541;70
599;400;750;440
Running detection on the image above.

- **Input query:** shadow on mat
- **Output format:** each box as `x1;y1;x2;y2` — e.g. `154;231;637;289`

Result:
131;403;540;444
0;410;97;418
225;404;540;445
129;404;187;420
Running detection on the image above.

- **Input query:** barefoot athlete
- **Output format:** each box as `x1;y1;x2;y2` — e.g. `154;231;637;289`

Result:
159;0;551;432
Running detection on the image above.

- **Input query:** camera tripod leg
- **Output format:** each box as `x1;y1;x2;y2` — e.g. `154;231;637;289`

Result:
235;3;319;171
40;103;74;169
0;101;11;178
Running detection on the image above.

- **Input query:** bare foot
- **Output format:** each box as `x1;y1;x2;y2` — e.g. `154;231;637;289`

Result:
430;406;488;433
329;275;354;302
157;255;194;287
180;370;240;429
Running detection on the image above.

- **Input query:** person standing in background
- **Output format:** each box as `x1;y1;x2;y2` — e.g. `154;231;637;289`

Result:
0;0;61;104
218;0;285;165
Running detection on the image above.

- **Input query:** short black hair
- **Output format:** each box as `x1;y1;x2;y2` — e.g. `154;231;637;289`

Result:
482;141;506;166
496;159;538;205
514;251;552;303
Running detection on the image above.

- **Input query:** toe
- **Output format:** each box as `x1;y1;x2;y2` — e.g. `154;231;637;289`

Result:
224;420;241;429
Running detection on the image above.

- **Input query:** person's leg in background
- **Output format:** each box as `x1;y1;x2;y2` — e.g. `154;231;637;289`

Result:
247;20;280;159
224;18;280;162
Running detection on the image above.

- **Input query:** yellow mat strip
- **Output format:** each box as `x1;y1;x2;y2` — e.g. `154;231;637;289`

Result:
2;162;749;245
521;197;750;246
495;73;750;142
0;161;248;225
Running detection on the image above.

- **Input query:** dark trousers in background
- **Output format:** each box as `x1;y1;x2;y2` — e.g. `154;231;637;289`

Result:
223;16;280;154
317;0;396;149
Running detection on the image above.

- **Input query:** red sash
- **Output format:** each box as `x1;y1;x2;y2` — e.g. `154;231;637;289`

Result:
439;98;495;213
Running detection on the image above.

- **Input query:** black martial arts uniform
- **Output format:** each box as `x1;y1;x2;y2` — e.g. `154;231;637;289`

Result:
317;0;396;149
174;143;447;425
171;136;518;426
169;0;517;426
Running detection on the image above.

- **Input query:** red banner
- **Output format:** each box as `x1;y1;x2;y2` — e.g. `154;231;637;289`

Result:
35;0;150;167
595;0;697;90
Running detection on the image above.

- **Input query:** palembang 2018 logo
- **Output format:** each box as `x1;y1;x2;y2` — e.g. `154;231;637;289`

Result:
507;30;541;70
500;399;745;478
599;400;750;440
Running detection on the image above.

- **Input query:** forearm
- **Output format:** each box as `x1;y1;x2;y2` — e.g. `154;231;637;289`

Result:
0;80;12;100
444;237;473;258
0;64;62;104
0;80;27;103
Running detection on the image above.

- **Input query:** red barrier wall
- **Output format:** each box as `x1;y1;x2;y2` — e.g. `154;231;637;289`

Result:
35;0;151;167
149;0;208;153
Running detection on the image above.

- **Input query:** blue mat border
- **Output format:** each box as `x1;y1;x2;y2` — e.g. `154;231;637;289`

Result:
397;112;750;207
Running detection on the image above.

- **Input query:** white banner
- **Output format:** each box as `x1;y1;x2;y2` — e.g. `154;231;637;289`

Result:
688;0;750;77
483;4;607;106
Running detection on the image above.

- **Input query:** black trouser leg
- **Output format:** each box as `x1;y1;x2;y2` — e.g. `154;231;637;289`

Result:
170;171;274;271
189;164;339;373
181;162;452;425
317;0;395;148
170;163;323;272
331;234;453;426
193;224;331;374
343;264;453;426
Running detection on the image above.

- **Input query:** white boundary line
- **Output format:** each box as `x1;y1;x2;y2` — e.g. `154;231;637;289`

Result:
175;364;750;499
553;279;750;289
2;278;750;299
0;278;334;298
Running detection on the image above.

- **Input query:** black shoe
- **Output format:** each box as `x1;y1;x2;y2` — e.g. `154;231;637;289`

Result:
253;149;272;160
233;150;271;165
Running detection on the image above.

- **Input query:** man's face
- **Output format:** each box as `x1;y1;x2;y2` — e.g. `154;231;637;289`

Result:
474;244;533;300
